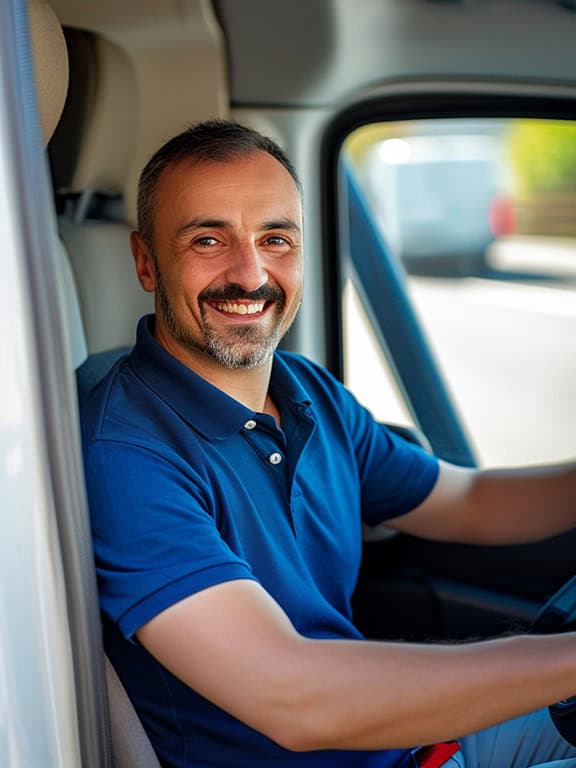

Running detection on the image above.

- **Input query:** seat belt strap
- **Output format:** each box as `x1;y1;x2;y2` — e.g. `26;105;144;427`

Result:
412;741;461;767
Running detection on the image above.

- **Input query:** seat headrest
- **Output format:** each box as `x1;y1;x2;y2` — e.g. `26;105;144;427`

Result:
49;29;137;197
29;0;69;145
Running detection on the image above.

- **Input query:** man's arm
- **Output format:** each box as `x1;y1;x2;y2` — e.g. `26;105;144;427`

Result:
137;578;576;752
386;459;576;545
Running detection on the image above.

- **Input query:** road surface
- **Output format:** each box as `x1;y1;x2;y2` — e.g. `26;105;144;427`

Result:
344;238;576;467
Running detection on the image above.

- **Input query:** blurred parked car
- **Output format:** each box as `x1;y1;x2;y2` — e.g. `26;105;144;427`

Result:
359;133;512;275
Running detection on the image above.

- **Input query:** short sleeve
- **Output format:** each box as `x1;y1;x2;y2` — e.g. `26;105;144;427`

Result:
358;423;439;524
332;383;440;525
84;439;257;641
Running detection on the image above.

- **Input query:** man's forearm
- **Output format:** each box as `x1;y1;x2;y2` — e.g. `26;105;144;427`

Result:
139;581;576;753
464;462;576;545
269;632;576;752
392;460;576;546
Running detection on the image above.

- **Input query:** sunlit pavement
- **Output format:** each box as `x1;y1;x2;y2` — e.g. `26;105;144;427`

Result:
344;236;576;468
488;235;576;280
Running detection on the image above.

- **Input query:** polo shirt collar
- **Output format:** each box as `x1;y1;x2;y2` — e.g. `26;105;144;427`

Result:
129;315;312;439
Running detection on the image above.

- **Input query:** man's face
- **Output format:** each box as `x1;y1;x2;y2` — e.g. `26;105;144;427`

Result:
135;151;303;371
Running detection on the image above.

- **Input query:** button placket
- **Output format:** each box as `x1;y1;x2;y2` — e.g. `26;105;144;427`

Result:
241;418;286;475
239;416;293;530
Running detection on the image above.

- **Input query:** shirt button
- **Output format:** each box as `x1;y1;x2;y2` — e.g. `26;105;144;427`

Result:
268;452;283;465
244;419;257;430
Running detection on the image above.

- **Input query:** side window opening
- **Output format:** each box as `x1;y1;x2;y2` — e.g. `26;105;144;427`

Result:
338;114;576;468
343;280;412;427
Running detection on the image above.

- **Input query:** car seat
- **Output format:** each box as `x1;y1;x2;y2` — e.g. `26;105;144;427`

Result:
49;27;153;390
30;2;160;765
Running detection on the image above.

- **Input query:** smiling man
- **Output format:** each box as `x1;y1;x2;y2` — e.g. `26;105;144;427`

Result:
82;121;576;768
132;145;303;384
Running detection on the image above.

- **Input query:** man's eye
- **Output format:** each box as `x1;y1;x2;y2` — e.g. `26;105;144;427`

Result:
194;236;219;247
264;235;290;246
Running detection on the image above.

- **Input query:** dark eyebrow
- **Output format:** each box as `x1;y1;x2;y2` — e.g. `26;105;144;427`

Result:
175;217;301;239
261;219;301;234
175;218;229;239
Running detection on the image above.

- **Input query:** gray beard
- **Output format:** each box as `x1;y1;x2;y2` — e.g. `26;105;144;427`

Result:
155;267;284;369
201;322;283;369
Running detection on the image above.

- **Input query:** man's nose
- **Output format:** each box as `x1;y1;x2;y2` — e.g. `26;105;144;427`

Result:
225;242;268;291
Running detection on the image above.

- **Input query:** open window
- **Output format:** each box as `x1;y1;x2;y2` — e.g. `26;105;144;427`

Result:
333;102;576;469
327;94;576;641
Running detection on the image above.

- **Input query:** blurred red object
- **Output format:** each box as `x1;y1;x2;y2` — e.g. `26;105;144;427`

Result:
489;194;516;237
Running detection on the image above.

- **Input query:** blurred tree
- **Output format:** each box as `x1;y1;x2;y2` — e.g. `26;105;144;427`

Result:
507;120;576;196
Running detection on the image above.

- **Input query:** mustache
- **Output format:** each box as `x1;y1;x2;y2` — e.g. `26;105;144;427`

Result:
198;284;285;304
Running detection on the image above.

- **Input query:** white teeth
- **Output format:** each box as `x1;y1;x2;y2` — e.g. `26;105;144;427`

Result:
215;302;265;315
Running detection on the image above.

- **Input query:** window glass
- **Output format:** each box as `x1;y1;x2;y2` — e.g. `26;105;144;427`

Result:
343;280;413;426
341;118;576;467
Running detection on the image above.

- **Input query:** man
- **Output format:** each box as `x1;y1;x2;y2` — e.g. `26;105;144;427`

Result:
82;120;576;768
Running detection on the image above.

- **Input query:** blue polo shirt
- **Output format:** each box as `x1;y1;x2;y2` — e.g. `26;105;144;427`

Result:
82;315;439;768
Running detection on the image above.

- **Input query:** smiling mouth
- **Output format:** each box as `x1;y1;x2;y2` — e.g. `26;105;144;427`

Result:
210;300;269;317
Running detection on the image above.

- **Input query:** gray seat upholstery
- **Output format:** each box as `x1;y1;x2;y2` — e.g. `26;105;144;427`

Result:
59;217;152;357
106;658;162;768
51;29;153;360
53;33;159;768
32;8;160;765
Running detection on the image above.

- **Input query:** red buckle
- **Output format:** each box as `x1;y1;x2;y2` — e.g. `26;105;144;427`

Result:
413;741;460;768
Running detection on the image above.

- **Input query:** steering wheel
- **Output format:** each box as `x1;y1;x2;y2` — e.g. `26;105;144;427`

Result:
532;574;576;745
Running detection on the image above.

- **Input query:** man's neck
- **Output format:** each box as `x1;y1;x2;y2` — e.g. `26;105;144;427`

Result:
203;362;273;414
157;332;277;418
193;358;281;425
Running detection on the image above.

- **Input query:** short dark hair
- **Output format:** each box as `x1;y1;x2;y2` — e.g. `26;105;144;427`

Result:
137;119;302;248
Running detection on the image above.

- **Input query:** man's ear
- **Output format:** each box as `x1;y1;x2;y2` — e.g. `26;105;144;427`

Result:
131;231;157;293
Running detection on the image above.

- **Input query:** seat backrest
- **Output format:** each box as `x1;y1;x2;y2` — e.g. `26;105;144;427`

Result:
105;658;161;768
55;234;88;368
32;7;159;764
51;29;154;362
59;217;152;357
30;0;87;368
44;11;230;763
